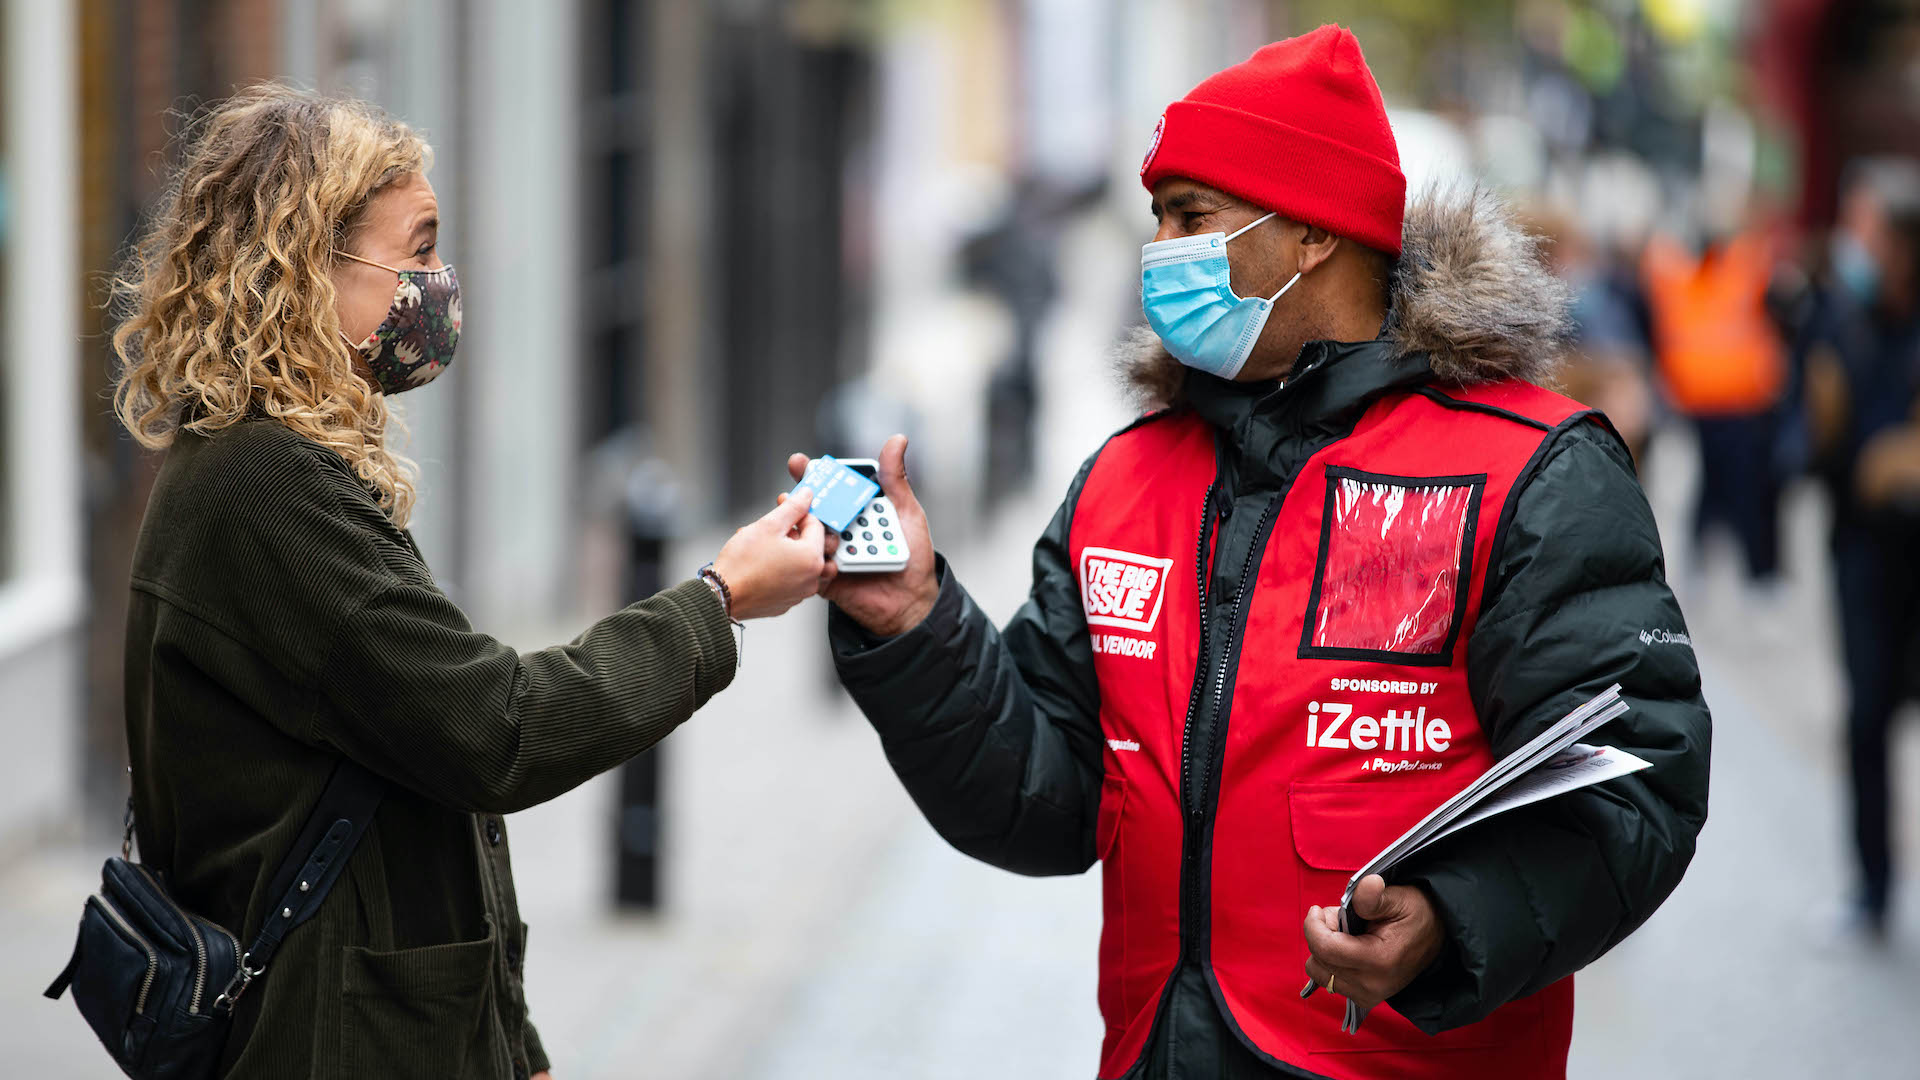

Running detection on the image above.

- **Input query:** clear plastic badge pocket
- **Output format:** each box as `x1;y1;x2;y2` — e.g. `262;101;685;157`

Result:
1298;467;1485;666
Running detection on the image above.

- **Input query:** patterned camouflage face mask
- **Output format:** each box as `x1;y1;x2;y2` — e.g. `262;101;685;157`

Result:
336;251;461;394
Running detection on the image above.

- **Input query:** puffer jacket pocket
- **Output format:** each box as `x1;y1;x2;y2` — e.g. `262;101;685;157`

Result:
1289;782;1541;1055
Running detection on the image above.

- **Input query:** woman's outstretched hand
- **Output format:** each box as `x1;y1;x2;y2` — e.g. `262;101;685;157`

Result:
711;489;831;620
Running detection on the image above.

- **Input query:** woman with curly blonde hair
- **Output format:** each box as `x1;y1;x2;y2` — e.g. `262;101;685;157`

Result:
108;85;830;1078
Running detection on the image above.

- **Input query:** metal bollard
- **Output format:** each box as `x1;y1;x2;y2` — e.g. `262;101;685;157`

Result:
615;517;665;910
593;434;682;912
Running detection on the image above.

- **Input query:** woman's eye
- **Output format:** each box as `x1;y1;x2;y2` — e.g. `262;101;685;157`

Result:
415;242;436;258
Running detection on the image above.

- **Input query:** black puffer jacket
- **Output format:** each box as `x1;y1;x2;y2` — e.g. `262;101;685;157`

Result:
830;192;1711;1076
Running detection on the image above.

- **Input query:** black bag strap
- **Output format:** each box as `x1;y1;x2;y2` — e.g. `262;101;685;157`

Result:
212;758;384;1012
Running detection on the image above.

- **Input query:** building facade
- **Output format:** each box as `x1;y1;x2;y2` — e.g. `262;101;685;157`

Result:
0;0;875;852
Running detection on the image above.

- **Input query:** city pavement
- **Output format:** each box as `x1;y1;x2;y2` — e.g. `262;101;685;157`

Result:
7;211;1920;1076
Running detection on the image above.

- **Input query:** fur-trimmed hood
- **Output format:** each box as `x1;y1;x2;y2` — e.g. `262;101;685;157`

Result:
1118;188;1573;408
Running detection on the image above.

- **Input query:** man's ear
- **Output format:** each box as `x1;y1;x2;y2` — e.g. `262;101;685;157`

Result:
1296;223;1342;277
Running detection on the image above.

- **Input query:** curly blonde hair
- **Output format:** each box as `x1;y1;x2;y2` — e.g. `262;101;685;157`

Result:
112;84;433;524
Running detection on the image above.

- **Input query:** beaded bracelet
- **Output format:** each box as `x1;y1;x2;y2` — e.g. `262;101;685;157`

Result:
697;562;733;616
697;562;745;668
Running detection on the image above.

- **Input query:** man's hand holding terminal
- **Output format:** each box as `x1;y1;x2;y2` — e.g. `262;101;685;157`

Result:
1302;874;1445;1015
786;434;938;637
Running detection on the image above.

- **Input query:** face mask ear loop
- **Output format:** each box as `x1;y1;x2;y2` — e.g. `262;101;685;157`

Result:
336;250;404;275
336;250;453;277
1266;270;1304;305
1225;211;1277;244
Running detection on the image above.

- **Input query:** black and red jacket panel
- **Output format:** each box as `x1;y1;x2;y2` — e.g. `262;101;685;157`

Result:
829;340;1711;1079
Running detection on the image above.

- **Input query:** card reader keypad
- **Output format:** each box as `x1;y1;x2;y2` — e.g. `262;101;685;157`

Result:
834;488;909;573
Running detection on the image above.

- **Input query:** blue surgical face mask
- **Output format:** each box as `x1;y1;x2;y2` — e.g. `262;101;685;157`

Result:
1832;233;1880;306
1140;211;1303;380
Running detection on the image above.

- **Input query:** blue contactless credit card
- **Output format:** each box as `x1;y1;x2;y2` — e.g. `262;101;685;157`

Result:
792;455;881;534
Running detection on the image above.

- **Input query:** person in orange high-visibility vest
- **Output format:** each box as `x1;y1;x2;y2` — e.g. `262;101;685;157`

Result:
1642;231;1790;581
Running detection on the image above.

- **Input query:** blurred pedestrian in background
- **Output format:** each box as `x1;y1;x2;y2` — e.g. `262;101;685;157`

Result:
806;28;1709;1080
963;175;1109;513
1799;156;1920;941
1641;219;1792;587
1528;208;1655;462
102;86;828;1078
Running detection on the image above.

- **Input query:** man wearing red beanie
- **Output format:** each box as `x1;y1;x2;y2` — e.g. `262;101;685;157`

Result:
810;25;1709;1079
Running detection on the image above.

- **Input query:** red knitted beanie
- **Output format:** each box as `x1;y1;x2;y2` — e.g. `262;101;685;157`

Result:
1140;25;1406;257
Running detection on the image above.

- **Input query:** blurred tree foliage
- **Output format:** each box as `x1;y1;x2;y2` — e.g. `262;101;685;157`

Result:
1283;0;1518;102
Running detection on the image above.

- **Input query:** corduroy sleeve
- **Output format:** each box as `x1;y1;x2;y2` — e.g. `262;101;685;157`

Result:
1387;421;1711;1033
523;1013;550;1075
220;428;737;813
314;576;735;814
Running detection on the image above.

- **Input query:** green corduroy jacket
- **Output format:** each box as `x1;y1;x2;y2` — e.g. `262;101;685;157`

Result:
124;417;737;1078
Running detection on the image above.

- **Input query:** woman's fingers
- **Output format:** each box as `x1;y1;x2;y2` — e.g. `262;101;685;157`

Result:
796;508;825;549
764;487;812;532
787;453;810;483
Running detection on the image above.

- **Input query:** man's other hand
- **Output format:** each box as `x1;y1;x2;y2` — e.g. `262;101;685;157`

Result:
1301;874;1445;1014
786;434;938;638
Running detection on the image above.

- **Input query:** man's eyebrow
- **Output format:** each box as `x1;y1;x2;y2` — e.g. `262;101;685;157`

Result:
1152;189;1226;218
1170;190;1225;211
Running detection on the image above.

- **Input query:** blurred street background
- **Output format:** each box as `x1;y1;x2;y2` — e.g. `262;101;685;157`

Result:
5;0;1920;1075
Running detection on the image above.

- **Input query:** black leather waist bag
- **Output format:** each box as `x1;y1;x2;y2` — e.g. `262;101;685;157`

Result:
45;761;382;1079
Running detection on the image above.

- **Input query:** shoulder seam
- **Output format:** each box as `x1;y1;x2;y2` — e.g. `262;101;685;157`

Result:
129;576;259;658
1112;405;1180;437
1071;405;1191;514
128;577;324;709
1412;385;1554;431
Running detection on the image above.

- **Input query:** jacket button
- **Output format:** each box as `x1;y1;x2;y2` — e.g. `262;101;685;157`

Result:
485;817;502;846
513;1061;529;1080
506;938;521;968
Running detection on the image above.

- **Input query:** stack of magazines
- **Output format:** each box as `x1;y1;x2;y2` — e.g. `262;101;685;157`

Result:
1329;684;1649;1034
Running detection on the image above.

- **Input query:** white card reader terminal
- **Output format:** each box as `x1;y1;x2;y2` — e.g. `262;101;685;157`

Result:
832;459;909;573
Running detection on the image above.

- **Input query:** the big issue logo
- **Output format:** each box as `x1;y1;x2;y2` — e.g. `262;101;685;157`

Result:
1081;547;1174;660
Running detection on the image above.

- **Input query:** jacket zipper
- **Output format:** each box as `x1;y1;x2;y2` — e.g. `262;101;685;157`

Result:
1196;496;1280;811
1177;487;1282;962
92;895;159;1016
1175;484;1219;827
133;864;211;1014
